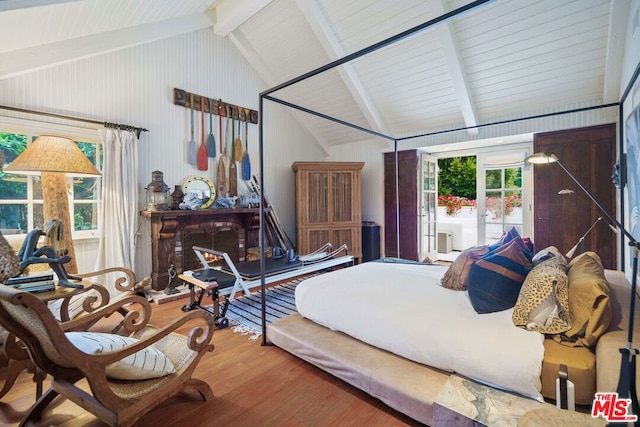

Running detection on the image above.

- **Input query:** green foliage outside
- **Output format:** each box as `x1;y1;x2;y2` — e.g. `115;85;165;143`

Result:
438;156;476;199
437;156;523;218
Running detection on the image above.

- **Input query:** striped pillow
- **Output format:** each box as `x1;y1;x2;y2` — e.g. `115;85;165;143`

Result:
66;332;175;380
467;238;533;314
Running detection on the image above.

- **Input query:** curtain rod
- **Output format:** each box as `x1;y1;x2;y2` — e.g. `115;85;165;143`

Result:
0;104;149;138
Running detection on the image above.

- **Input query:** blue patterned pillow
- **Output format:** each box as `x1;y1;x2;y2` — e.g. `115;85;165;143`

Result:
467;238;533;314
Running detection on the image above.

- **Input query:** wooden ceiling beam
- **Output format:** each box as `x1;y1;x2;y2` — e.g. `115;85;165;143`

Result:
213;0;273;37
294;0;392;143
0;12;215;80
228;29;330;156
429;0;479;135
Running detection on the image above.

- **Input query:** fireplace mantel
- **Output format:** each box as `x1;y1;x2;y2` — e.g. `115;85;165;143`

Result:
141;208;261;290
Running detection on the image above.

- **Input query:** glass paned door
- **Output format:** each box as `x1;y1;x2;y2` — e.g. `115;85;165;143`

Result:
483;166;524;244
420;153;438;262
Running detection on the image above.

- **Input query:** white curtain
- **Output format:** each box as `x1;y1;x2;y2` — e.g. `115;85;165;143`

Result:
95;128;138;295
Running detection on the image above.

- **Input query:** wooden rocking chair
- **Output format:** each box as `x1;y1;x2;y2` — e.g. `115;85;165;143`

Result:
0;285;214;427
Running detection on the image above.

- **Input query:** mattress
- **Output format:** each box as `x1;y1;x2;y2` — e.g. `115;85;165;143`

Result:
295;262;545;401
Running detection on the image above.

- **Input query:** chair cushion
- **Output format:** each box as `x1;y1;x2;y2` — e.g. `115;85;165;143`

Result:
66;331;175;380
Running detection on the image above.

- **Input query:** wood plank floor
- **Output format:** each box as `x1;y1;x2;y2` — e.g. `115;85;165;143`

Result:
0;295;421;427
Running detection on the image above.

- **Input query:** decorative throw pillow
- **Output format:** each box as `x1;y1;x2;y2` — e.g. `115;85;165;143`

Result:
487;227;520;251
0;230;20;283
531;246;564;266
467;238;533;314
66;332;176;380
553;252;612;347
512;247;572;334
440;245;490;291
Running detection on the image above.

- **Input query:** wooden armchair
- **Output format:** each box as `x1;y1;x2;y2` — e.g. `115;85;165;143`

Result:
74;266;151;299
0;285;214;427
0;282;116;401
62;266;152;332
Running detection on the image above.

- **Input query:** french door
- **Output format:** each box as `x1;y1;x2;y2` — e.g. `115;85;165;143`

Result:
477;148;530;245
420;153;438;261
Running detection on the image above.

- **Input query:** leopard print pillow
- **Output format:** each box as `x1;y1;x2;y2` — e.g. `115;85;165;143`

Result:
512;247;572;334
0;230;21;283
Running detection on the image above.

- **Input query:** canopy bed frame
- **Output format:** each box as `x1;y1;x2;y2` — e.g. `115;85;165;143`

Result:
254;0;640;421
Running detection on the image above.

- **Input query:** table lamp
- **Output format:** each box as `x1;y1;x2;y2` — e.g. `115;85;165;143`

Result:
526;152;639;417
3;135;101;274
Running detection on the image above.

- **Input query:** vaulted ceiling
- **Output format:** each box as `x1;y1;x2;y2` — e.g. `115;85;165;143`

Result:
0;0;630;151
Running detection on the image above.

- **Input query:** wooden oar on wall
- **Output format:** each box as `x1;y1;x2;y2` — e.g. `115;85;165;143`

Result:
217;101;227;197
207;98;216;158
197;97;208;171
234;113;243;162
188;94;196;165
241;108;251;181
229;107;238;196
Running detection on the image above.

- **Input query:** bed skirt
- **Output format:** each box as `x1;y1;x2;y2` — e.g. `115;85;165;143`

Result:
268;313;450;425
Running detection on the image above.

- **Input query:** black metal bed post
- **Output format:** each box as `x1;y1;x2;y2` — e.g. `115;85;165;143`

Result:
614;58;640;416
259;94;270;346
394;140;400;258
618;60;640;271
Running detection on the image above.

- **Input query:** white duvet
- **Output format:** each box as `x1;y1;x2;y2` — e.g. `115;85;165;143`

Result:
295;262;545;401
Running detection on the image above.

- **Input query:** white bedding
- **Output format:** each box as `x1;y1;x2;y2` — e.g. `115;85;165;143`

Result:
295;262;545;401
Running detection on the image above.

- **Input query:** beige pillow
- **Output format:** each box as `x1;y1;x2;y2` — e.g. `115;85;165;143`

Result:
440;245;489;291
512;247;571;334
553;251;612;347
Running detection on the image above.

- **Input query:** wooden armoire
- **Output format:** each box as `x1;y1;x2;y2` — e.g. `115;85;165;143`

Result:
292;161;364;262
533;123;616;269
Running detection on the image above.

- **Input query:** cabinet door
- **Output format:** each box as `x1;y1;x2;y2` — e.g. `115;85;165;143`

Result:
299;229;331;254
332;171;353;223
331;228;361;258
307;172;329;224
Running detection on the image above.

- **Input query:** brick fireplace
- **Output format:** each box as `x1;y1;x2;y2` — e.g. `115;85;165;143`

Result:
141;208;260;290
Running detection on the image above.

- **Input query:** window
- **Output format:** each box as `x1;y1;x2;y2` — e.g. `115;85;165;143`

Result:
485;165;523;234
0;120;102;239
